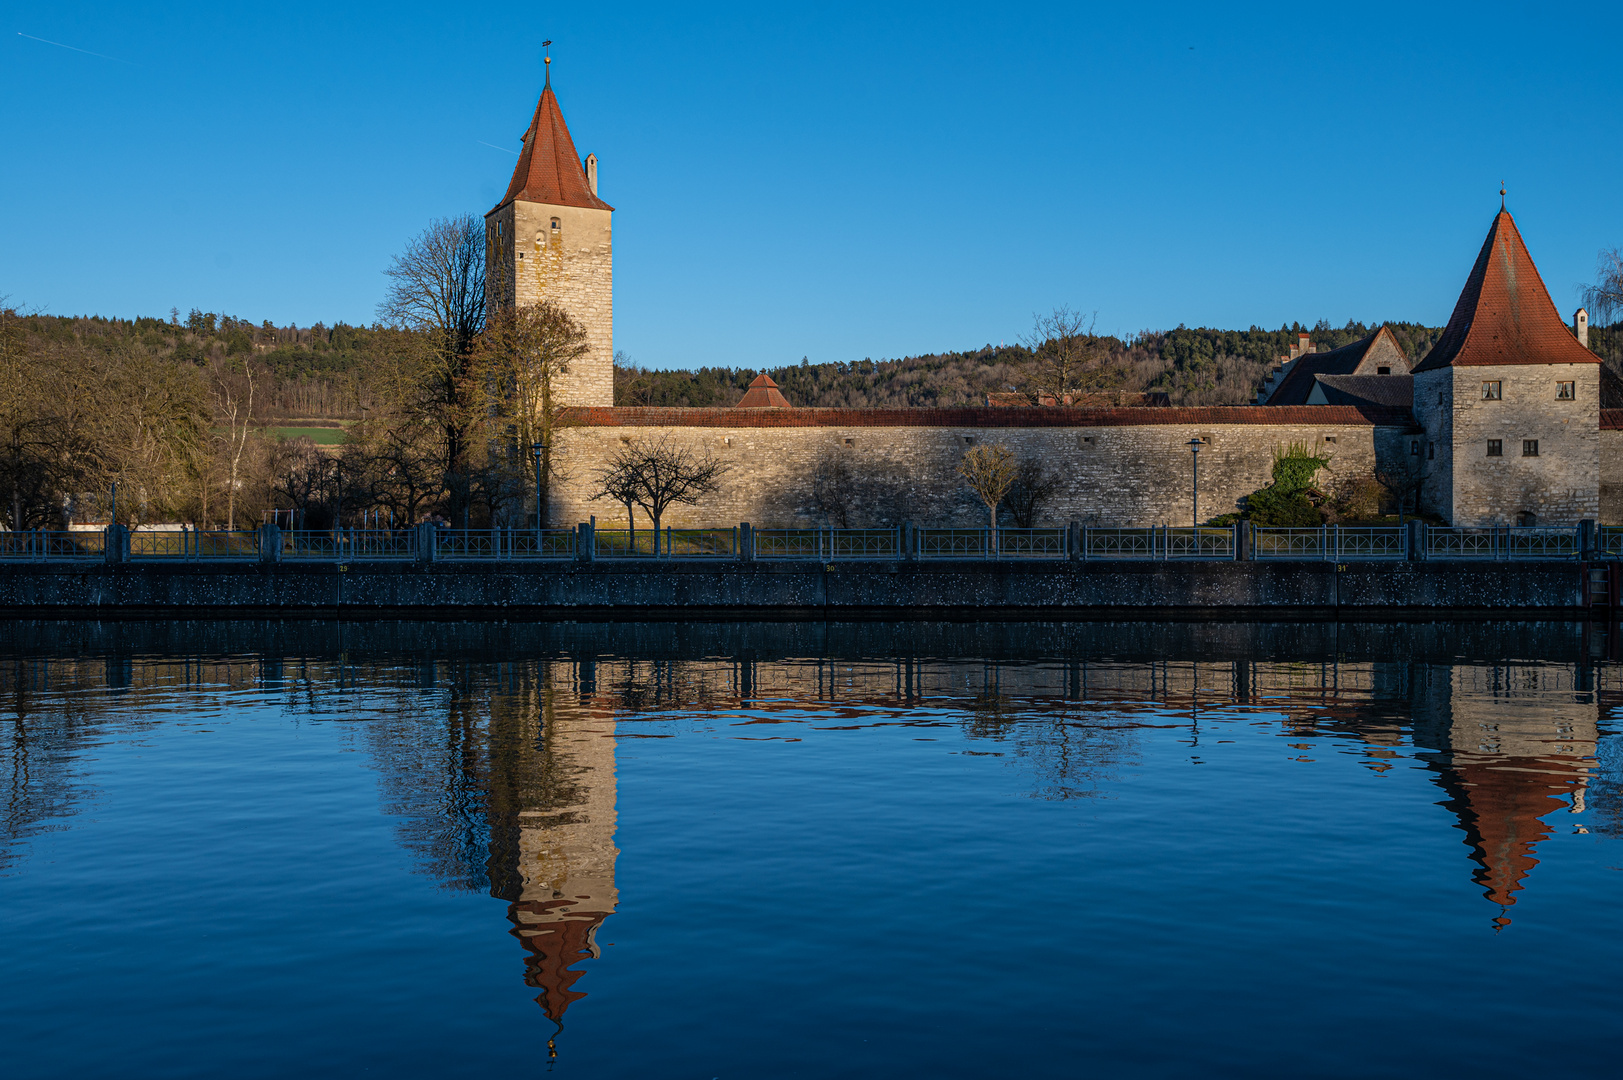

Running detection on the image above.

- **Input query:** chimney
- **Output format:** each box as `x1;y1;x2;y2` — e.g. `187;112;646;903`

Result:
584;153;598;196
1575;307;1589;348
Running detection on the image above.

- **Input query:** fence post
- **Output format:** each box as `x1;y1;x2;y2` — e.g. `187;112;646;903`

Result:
1406;520;1424;562
902;521;916;562
1580;520;1595;559
415;522;437;564
259;524;282;565
104;523;127;565
1234;520;1249;561
1068;520;1080;563
739;522;753;562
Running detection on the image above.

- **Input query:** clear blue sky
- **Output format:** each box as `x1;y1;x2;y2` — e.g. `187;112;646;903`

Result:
5;1;1620;370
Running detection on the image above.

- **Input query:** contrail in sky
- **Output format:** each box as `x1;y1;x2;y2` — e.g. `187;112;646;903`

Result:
478;141;519;155
17;32;133;64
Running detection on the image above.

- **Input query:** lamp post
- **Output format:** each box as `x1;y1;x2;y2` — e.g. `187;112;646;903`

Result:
532;439;546;533
1187;438;1202;528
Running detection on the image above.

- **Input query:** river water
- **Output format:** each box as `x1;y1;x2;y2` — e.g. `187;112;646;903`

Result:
2;620;1619;1078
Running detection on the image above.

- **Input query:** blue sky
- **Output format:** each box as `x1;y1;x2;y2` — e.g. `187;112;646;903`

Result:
4;1;1620;369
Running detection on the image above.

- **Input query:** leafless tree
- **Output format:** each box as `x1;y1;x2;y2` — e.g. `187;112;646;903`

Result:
375;215;487;526
209;355;259;529
808;447;857;527
1003;456;1060;528
472;302;589;529
590;456;646;549
1582;247;1623;326
590;438;729;555
958;443;1019;546
1021;306;1120;404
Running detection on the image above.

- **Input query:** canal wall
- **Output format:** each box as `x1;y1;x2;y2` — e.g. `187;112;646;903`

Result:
0;560;1593;618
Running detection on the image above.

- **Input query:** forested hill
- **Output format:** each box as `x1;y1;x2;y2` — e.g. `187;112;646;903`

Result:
616;322;1453;408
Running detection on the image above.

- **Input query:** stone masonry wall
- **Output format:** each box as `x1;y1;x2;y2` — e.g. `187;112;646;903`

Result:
485;200;614;408
1414;369;1453;520
549;417;1410;529
1601;428;1623;524
1445;364;1599;525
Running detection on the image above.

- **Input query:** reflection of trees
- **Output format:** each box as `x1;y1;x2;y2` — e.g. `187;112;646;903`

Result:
1;663;98;872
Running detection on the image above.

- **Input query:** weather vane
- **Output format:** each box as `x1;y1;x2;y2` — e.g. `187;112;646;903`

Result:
543;39;553;84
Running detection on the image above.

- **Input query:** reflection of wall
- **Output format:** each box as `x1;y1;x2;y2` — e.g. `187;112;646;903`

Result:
1410;664;1597;920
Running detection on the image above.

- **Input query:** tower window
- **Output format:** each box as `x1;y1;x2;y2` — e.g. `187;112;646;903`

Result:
1482;381;1502;400
1377;366;1391;375
1410;441;1420;456
1557;381;1575;400
1523;440;1539;457
551;218;560;230
1427;444;1435;460
1487;440;1502;457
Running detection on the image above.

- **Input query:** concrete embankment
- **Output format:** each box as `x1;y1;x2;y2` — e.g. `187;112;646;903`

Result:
0;560;1595;619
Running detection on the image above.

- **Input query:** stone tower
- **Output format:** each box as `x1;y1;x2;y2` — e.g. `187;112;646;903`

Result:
1411;207;1601;526
486;60;614;407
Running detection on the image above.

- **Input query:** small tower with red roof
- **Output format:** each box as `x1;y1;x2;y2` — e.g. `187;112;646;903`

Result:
486;55;615;406
1412;204;1602;525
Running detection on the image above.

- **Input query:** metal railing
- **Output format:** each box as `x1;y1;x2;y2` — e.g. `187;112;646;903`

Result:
595;527;737;559
0;530;106;561
1253;526;1406;560
1426;526;1578;559
436;528;575;560
129;528;258;560
1080;526;1234;560
915;527;1071;559
282;529;414;561
755;528;900;560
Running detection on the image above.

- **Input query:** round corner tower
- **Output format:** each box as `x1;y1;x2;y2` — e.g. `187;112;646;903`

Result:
486;62;614;407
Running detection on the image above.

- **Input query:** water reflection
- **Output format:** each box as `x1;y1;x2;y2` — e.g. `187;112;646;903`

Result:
1;621;1619;1037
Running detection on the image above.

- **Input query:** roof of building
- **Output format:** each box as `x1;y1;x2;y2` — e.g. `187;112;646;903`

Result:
563;404;1416;429
1412;209;1599;373
1262;326;1411;405
1307;374;1414;408
734;373;794;408
491;72;613;215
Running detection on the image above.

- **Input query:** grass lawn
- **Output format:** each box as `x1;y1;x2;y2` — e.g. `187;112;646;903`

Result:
272;427;347;445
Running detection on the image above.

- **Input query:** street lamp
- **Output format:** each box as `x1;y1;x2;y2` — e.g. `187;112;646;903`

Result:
1187;438;1202;528
532;439;547;533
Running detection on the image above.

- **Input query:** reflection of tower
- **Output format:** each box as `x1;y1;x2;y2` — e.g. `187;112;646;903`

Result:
1410;664;1597;922
495;665;619;1023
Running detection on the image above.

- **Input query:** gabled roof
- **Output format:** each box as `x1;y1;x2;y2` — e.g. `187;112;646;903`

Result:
1412;209;1598;372
735;373;793;408
1306;374;1414;408
1262;326;1410;405
490;72;613;215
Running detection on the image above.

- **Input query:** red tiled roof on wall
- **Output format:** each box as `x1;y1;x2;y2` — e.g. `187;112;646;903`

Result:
1412;209;1599;372
562;405;1415;428
491;77;613;214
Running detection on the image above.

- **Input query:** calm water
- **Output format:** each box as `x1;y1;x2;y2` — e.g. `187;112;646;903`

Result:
2;620;1620;1078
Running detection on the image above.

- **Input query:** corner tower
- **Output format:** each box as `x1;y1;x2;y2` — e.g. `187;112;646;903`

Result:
486;58;615;406
1412;206;1601;525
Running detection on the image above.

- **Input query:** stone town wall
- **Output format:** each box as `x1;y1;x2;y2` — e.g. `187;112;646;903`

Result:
549;409;1411;528
1414;369;1454;520
485;200;614;408
1443;364;1599;526
1601;426;1623;525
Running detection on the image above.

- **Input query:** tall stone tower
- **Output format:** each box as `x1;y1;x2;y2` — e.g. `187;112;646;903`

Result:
486;59;614;407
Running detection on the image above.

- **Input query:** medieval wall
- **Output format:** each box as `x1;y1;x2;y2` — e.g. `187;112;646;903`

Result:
1414;369;1454;521
1443;364;1599;526
486;201;614;408
550;416;1410;529
1601;429;1623;525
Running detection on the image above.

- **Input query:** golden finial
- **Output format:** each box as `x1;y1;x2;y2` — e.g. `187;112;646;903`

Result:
1500;181;1506;210
543;39;553;86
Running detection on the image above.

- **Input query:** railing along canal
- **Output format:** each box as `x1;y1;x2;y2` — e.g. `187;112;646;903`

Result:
0;522;1612;564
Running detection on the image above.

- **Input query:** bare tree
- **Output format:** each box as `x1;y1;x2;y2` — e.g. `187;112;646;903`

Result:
471;302;589;529
209;355;258;529
807;446;857;527
1021;306;1120;404
1003;455;1060;528
958;443;1019;547
1582;247;1623;326
375;215;487;527
590;456;645;549
591;438;729;555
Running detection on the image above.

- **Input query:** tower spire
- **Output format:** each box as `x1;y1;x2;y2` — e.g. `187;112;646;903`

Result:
543;39;552;88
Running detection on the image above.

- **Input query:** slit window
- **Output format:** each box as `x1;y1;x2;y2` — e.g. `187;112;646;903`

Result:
1410;441;1420;456
1482;381;1502;400
1557;381;1575;400
1523;439;1539;457
1487;439;1502;457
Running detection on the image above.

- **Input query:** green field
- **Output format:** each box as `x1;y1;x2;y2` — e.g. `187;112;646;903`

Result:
272;427;347;445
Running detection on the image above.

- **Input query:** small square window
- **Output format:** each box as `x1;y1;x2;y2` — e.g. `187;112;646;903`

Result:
1482;381;1502;400
1377;366;1391;375
1557;381;1575;400
1487;440;1502;457
1522;439;1539;457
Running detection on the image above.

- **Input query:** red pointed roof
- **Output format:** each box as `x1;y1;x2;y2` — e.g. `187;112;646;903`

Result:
491;72;613;215
735;373;793;408
1413;209;1598;372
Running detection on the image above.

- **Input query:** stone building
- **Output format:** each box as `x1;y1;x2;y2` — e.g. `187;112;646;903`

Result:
481;76;1613;527
485;59;615;407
